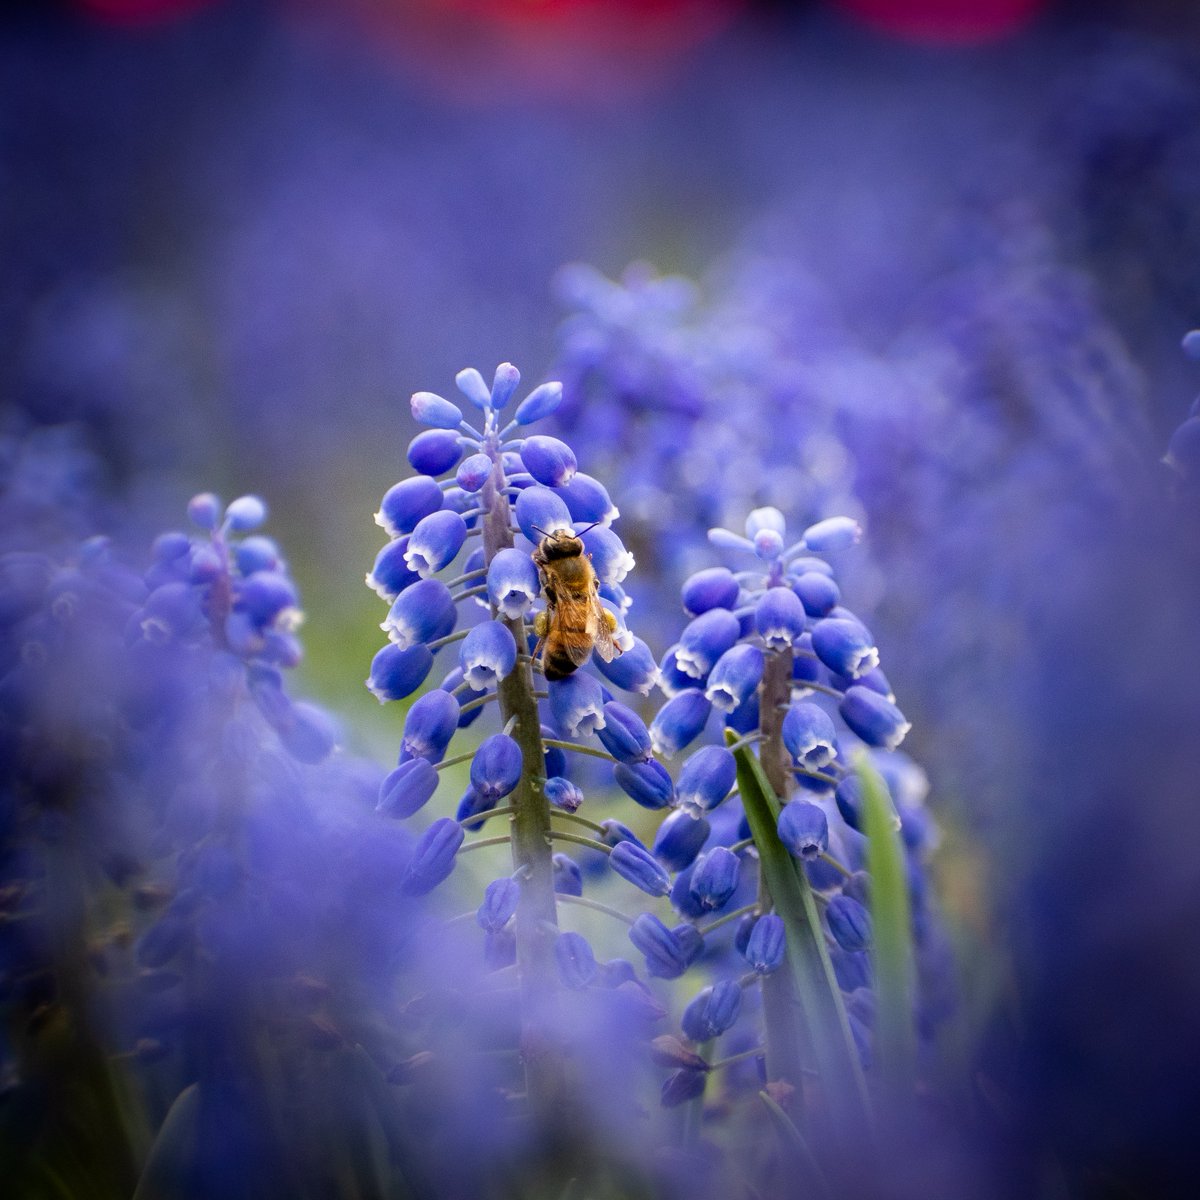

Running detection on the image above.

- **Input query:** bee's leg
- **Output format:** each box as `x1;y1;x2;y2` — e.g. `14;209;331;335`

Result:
601;609;619;635
531;610;551;666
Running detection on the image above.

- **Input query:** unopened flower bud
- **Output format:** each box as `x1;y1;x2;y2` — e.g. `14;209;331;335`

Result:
744;913;785;975
777;801;829;861
610;841;671;897
521;435;578;488
650;690;712;758
689;847;740;911
407;429;463;477
826;894;872;952
553;853;583;897
675;745;736;818
613;759;675;809
653;810;710;872
476;878;519;932
375;476;444;537
839;686;911;750
681;980;743;1042
400;818;464;895
596;701;653;763
377;757;439;818
410;390;464;429
555;931;598;989
470;733;523;802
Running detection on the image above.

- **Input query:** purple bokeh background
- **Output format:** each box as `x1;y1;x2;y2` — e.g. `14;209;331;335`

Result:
6;0;1200;1193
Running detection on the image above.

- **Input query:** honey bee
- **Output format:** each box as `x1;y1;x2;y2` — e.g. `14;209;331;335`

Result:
530;527;622;681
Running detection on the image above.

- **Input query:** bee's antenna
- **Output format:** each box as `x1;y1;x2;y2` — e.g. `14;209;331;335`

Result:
574;521;602;537
530;524;549;538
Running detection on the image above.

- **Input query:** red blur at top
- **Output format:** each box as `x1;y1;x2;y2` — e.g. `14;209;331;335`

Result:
297;0;745;104
829;0;1050;43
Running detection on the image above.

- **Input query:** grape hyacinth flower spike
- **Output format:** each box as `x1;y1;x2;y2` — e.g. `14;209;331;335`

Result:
157;492;341;763
634;505;939;1142
364;363;670;1121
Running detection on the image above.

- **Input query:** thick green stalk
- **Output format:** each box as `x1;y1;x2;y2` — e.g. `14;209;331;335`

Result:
480;451;567;1114
758;1089;832;1200
758;647;793;798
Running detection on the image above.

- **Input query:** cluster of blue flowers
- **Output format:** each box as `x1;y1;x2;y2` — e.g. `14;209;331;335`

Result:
624;505;953;1106
364;364;660;958
367;362;952;1173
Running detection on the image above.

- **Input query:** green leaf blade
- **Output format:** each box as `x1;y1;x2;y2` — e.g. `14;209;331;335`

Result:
728;732;871;1138
859;754;917;1105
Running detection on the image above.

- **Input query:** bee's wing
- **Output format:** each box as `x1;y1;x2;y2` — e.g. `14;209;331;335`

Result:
554;591;599;669
587;599;620;663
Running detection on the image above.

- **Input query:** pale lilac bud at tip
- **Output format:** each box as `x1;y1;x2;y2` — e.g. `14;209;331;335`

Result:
455;367;492;411
802;516;862;553
411;390;464;429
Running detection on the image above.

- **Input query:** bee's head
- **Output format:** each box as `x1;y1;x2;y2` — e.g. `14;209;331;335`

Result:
534;526;584;560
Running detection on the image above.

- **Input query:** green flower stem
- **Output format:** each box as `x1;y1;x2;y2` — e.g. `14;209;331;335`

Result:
549;810;608;836
795;766;842;786
458;803;608;837
819;851;853;879
460;834;514;855
434;749;478;773
457;691;498;717
709;1046;766;1072
789;680;844;701
726;732;766;755
546;830;613;857
540;738;620;764
426;628;471;651
445;567;488;588
698;903;759;936
554;893;637;928
458;689;549;718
